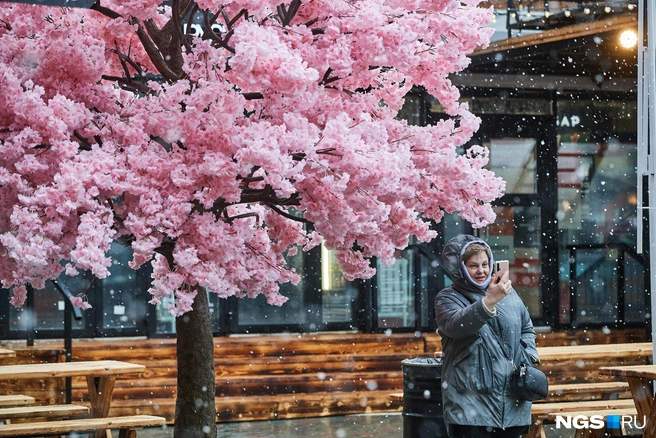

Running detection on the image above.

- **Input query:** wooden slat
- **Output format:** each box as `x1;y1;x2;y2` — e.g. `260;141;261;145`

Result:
531;399;636;416
0;415;166;437
547;382;629;394
538;342;652;361
0;350;15;359
536;381;631;402
0;396;34;408
0;404;89;420
0;361;145;380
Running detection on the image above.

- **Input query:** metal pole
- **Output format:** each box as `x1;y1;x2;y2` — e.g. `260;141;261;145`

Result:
25;285;35;347
64;298;72;404
638;0;656;361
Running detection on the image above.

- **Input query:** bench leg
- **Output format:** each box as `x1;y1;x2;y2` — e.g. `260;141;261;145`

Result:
118;429;137;438
526;414;546;438
86;375;116;438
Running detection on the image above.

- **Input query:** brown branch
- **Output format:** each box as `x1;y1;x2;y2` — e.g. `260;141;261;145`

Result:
277;0;302;26
134;21;185;81
73;131;94;151
243;92;264;100
264;202;308;223
90;1;121;20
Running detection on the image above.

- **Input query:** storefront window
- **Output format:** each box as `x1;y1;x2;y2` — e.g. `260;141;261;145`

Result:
321;245;357;324
486;138;537;194
486;206;542;319
238;251;307;326
9;282;88;333
101;242;145;331
377;251;415;329
556;98;639;326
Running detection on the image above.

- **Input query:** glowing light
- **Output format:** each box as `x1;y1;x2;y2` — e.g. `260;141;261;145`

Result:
605;6;611;13
564;9;571;17
584;7;591;14
619;29;638;49
544;11;550;18
628;4;635;11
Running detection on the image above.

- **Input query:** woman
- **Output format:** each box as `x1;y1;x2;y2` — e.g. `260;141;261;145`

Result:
434;234;539;438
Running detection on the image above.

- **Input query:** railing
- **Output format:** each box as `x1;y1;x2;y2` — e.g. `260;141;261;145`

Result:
566;243;647;329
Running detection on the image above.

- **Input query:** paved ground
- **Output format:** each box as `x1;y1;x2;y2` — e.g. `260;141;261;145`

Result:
121;413;602;438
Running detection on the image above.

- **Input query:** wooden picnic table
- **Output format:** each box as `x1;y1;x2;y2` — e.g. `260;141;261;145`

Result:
0;360;145;438
0;349;15;359
599;364;656;438
537;342;652;360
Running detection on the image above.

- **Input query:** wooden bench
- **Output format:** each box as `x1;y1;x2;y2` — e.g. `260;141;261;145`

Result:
0;397;34;408
0;415;166;437
537;381;631;402
0;404;89;421
528;399;637;438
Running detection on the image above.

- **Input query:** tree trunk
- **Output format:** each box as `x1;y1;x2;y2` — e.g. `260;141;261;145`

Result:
174;286;217;438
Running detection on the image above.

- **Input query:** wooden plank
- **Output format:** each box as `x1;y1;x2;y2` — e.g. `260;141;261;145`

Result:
538;342;652;361
535;382;631;402
0;404;89;420
531;399;635;416
0;415;166;437
0;396;34;408
0;350;15;359
600;364;656;380
547;382;629;394
0;361;145;380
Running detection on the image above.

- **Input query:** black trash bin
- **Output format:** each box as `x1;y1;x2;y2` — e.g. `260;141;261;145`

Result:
401;357;447;438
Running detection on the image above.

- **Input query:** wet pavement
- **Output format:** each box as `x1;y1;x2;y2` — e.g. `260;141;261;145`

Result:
126;413;590;438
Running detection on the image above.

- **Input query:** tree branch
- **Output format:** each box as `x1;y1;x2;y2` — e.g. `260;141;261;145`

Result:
264;202;308;223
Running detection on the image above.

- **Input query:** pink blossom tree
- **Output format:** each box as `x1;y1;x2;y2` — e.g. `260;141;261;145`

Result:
0;0;502;436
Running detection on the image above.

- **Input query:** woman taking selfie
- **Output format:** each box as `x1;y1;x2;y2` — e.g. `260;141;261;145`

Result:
434;234;540;438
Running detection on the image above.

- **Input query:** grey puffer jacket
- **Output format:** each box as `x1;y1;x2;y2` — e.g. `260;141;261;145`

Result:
434;234;539;436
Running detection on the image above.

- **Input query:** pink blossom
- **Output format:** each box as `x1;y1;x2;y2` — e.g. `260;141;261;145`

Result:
0;0;499;315
70;295;93;310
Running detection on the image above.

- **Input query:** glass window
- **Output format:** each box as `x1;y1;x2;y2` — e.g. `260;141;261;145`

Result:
556;99;637;246
238;251;307;326
398;93;422;126
486;138;537;194
155;295;177;334
101;242;145;331
320;245;357;324
624;252;646;324
9;282;88;333
377;251;415;329
486;206;542;319
556;98;640;326
154;289;222;335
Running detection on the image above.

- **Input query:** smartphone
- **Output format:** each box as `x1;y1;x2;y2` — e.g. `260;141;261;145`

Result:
494;260;509;280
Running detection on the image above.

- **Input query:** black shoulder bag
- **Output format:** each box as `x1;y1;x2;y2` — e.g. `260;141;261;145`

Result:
450;292;548;401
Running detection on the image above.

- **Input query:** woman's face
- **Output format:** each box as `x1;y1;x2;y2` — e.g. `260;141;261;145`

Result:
464;251;490;285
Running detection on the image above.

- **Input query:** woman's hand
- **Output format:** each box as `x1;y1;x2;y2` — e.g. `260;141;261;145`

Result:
483;271;512;312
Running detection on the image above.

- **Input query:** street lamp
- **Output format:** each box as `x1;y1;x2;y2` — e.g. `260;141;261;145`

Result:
619;29;638;49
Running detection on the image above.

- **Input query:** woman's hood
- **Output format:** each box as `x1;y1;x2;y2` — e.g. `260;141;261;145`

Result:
441;234;494;294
